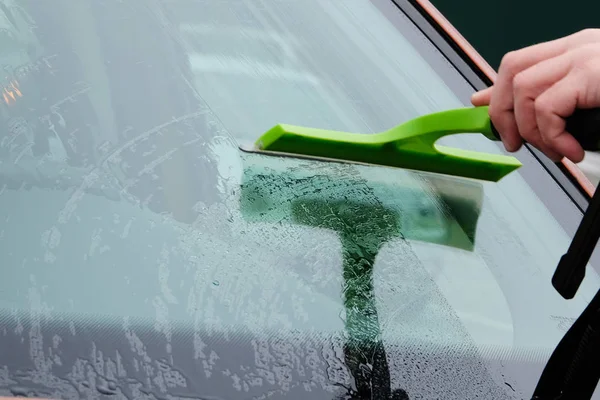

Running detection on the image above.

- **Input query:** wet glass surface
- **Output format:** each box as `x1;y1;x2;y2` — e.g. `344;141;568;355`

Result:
0;0;599;399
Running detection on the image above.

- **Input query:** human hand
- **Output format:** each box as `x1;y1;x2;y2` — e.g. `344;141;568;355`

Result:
471;29;600;163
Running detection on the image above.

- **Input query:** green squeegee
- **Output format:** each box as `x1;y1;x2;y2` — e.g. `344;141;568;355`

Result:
240;105;600;182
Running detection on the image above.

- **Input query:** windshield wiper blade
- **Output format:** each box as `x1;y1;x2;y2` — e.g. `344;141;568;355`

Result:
532;288;600;399
533;181;600;399
552;184;600;299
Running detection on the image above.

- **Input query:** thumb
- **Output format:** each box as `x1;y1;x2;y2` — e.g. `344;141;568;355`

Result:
471;86;493;106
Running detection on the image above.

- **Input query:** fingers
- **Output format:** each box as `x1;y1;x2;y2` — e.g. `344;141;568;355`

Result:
472;30;600;162
472;30;600;110
511;53;573;161
534;72;586;163
472;37;574;109
471;86;492;106
485;30;600;153
488;39;573;152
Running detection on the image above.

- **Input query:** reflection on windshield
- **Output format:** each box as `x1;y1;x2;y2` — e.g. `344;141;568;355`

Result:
0;0;225;225
1;0;600;399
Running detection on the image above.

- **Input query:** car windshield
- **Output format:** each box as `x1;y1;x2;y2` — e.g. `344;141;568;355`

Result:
1;0;599;399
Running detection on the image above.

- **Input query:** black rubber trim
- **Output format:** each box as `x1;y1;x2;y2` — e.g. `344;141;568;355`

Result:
389;0;592;209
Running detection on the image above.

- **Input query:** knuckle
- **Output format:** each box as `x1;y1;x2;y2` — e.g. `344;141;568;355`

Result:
540;128;560;146
577;28;600;40
500;51;521;74
533;97;551;115
512;72;529;93
519;126;538;142
566;29;600;49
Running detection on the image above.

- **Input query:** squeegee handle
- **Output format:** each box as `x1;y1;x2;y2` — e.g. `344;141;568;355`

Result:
489;108;600;152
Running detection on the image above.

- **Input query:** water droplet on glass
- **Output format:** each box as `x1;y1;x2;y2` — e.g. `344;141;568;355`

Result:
96;382;116;395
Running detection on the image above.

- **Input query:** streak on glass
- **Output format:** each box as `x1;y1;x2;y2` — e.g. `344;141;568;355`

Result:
240;153;487;398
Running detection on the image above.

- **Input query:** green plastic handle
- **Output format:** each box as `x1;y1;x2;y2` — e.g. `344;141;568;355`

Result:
255;106;521;182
